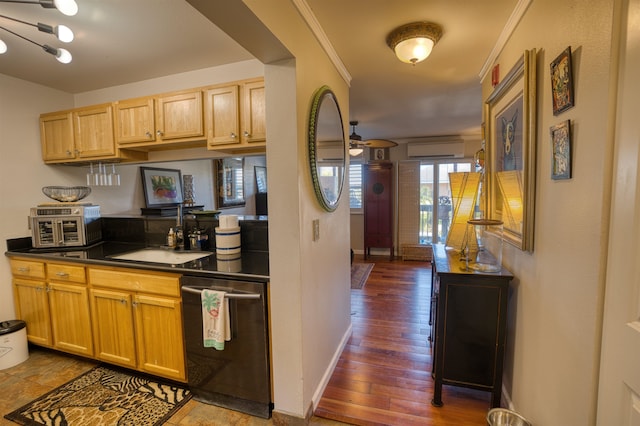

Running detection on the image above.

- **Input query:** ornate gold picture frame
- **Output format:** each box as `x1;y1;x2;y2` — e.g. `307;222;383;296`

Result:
484;49;537;252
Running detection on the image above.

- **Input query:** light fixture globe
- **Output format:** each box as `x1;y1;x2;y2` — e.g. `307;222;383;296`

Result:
386;21;443;64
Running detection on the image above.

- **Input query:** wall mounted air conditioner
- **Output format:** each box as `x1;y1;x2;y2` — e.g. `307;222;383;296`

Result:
406;138;465;158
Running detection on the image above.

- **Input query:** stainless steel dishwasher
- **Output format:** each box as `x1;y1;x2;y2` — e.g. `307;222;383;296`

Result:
180;275;271;418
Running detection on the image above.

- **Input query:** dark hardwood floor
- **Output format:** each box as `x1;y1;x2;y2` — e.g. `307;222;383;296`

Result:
314;255;491;426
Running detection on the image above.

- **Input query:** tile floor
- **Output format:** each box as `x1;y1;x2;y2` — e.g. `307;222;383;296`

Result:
0;347;349;426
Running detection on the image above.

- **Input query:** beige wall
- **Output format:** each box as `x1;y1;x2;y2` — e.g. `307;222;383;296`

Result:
242;0;352;417
481;1;615;424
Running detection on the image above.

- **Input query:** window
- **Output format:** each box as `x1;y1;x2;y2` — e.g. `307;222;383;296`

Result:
349;160;363;210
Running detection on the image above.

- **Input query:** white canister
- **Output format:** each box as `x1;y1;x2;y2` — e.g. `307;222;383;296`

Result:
217;253;242;272
0;320;29;370
215;226;241;254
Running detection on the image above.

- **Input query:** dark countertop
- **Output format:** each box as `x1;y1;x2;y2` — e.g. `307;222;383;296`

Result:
6;239;269;283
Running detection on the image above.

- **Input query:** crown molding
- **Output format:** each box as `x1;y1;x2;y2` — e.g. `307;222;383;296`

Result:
291;0;352;86
478;0;533;81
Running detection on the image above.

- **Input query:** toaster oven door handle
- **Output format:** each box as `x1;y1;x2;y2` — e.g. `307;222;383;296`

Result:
55;219;65;245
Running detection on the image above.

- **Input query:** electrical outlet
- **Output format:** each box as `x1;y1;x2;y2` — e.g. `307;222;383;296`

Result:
312;219;320;241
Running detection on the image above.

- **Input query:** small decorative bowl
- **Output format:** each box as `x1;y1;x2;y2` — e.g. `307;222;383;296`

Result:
42;186;91;202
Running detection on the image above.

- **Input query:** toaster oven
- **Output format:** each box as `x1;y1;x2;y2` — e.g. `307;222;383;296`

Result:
29;204;101;248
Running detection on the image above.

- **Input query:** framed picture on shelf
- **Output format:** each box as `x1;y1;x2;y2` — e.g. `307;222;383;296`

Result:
550;120;572;180
140;167;183;207
550;47;574;115
484;49;537;252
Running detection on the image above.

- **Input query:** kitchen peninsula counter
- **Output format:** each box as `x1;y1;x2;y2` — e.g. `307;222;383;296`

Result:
5;239;269;282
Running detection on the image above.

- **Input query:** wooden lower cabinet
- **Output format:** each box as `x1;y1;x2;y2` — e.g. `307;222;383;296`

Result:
134;294;185;380
49;282;93;356
10;257;186;383
89;267;186;382
12;277;52;346
90;288;137;368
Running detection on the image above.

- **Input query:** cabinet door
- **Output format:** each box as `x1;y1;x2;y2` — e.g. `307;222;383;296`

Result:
114;98;156;144
12;278;52;346
364;163;393;245
134;294;186;381
205;85;240;147
40;111;75;161
156;91;204;140
73;104;116;158
241;80;266;144
90;288;137;368
49;282;93;356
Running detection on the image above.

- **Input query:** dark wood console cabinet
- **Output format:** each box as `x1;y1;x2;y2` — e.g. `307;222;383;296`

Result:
363;162;393;260
430;243;513;408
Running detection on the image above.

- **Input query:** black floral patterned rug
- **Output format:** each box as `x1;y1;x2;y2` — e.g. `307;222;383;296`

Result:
4;365;191;426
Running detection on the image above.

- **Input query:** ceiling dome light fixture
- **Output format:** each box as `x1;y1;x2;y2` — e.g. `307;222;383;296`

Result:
386;21;443;65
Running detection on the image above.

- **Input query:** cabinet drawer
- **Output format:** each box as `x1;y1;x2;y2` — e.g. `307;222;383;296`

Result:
48;263;86;283
10;259;46;280
89;267;180;297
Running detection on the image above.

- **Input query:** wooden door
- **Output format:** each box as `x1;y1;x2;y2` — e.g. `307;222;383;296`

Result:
12;278;52;346
156;90;203;140
241;80;266;144
48;282;93;356
597;0;640;423
364;162;393;258
114;97;156;144
89;288;137;368
205;85;240;146
73;104;116;158
40;111;75;161
134;294;186;381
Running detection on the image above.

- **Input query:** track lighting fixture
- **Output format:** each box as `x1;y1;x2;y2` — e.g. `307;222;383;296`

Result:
0;0;76;63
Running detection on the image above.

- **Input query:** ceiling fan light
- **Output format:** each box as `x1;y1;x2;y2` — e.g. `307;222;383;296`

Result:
0;39;6;54
386;22;442;65
349;147;363;157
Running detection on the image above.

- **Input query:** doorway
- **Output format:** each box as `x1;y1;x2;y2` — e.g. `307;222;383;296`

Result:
419;161;473;244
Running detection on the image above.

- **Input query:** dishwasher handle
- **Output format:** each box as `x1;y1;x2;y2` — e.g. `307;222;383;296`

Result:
182;285;261;300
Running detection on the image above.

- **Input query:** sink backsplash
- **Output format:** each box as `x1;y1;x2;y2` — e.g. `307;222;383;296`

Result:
101;215;268;252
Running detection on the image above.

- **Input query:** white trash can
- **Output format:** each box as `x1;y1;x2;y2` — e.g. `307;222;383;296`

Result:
0;320;29;370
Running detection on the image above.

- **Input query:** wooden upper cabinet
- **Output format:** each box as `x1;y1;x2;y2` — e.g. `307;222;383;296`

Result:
206;78;266;152
114;90;204;147
155;90;204;141
114;97;156;144
241;80;266;144
73;104;116;159
40;111;75;161
41;104;121;163
205;85;240;146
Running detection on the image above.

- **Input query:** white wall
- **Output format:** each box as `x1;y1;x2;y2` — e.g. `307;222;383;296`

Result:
0;74;74;320
481;1;615;424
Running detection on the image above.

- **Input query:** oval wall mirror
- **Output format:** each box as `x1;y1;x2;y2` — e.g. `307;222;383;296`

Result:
308;86;346;212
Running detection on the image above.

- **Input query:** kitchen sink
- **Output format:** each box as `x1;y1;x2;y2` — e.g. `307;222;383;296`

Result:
110;248;213;264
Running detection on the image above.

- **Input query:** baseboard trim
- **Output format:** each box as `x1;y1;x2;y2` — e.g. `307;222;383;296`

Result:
311;322;353;410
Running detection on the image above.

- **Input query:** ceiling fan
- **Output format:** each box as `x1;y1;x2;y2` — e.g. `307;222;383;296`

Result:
349;121;398;155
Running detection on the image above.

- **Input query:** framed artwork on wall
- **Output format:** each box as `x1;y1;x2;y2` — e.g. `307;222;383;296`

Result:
550;46;575;115
140;167;183;207
550;120;572;180
484;49;537;252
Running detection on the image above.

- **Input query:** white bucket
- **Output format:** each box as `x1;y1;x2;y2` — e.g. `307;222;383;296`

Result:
0;320;29;370
215;226;241;254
